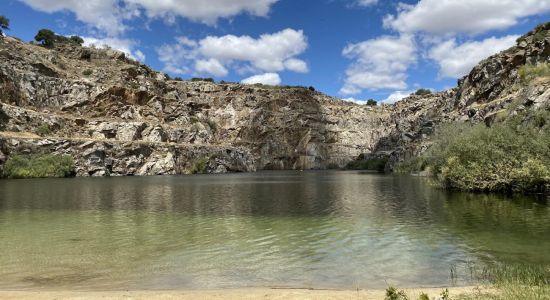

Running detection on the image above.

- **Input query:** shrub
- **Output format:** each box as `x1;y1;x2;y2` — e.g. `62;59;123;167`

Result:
414;88;432;96
34;29;83;47
366;99;377;106
410;120;550;193
0;15;10;35
191;77;214;83
519;63;550;84
34;29;56;46
69;35;84;45
3;154;75;179
308;86;316;92
418;293;429;300
191;158;209;174
82;69;93;76
174;76;184;81
385;287;408;300
36;124;51;136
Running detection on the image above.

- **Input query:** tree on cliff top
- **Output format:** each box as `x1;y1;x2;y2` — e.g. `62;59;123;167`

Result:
0;16;9;36
35;29;56;46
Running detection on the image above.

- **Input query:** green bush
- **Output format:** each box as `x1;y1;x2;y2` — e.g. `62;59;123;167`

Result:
69;35;84;45
0;15;10;35
36;124;51;136
3;154;75;179
191;158;209;174
414;88;432;96
82;69;93;76
519;63;550;84
409;119;550;193
34;29;56;46
385;287;408;300
191;77;214;83
366;99;377;106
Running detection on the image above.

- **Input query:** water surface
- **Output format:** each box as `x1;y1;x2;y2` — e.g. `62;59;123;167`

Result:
0;171;548;290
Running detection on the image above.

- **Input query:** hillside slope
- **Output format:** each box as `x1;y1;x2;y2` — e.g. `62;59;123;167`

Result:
1;22;550;177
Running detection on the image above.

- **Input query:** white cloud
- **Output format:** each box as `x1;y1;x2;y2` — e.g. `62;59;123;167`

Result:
241;73;281;85
19;0;135;36
429;35;519;78
195;59;228;77
384;0;550;35
126;0;278;25
157;29;308;77
356;0;378;6
340;34;416;95
284;58;309;73
82;37;145;61
380;90;413;104
19;0;279;36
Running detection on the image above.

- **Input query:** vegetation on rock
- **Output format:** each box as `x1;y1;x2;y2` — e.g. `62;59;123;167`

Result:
191;77;214;83
34;28;84;47
0;15;9;36
519;63;550;84
2;154;75;179
191;158;209;174
397;112;550;193
414;88;432;96
366;99;377;106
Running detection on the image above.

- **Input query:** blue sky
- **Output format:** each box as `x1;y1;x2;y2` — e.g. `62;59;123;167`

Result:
3;0;550;103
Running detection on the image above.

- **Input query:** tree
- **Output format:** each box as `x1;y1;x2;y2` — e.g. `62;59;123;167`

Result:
414;88;432;96
366;99;377;106
35;29;56;46
69;35;84;45
0;16;9;36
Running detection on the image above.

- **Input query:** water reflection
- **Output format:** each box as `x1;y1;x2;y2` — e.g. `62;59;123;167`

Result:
0;171;548;290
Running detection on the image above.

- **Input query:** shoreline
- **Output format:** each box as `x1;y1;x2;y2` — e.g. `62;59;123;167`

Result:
0;286;488;299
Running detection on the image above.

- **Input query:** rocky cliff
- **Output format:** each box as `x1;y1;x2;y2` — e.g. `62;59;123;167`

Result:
1;22;550;177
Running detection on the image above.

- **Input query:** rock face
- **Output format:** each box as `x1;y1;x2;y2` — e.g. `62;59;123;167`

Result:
1;22;550;176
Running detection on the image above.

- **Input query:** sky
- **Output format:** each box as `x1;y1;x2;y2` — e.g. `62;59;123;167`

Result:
3;0;550;104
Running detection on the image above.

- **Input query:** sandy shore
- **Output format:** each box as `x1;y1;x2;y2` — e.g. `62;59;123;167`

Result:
0;286;487;299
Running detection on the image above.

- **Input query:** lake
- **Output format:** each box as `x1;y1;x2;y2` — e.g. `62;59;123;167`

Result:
0;171;548;290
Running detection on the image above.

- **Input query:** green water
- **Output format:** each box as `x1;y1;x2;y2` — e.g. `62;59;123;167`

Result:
0;171;548;290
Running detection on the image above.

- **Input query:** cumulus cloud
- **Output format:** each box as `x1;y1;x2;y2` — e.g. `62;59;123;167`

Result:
157;29;308;77
82;36;145;61
384;0;550;35
19;0;279;36
429;35;519;78
195;58;228;77
241;73;281;85
19;0;135;36
380;90;414;104
340;34;416;95
126;0;278;25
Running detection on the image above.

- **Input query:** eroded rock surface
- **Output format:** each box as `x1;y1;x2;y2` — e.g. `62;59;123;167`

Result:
1;22;550;176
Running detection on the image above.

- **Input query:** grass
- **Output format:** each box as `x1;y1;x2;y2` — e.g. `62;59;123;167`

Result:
2;154;75;179
456;264;550;300
519;63;550;84
385;264;550;300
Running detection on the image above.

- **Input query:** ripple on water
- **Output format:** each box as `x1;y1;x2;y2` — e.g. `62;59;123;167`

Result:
0;171;548;290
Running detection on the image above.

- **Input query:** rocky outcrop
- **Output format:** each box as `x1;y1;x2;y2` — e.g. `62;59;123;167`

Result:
1;22;550;177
